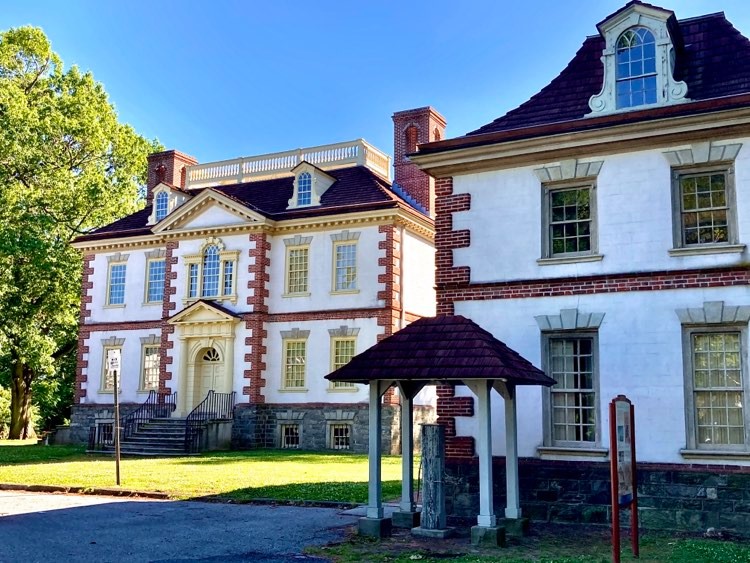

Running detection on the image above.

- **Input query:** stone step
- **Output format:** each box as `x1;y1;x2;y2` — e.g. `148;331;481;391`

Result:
122;438;185;447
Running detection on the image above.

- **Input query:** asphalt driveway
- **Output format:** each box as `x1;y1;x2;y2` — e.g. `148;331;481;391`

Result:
0;491;358;562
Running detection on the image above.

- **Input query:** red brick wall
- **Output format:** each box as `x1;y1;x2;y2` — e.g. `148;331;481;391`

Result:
146;150;198;204
159;241;179;393
393;107;446;216
436;384;476;458
243;233;271;404
74;255;95;402
434;177;470;314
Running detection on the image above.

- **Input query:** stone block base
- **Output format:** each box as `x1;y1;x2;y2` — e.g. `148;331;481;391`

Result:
358;517;392;538
503;517;529;536
411;526;454;539
471;525;506;547
392;510;421;528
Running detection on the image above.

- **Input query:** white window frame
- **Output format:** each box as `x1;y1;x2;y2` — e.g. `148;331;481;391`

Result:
327;422;352;450
144;257;166;305
329;337;357;391
105;253;129;308
183;237;239;304
281;330;309;391
139;342;160;392
283;239;311;297
541;181;598;260
279;423;301;449
154;190;170;222
100;339;124;393
332;242;358;293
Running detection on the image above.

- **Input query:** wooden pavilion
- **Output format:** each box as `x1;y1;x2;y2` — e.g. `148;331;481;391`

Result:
326;315;555;544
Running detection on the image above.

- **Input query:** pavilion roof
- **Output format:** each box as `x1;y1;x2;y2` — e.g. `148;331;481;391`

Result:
325;315;555;386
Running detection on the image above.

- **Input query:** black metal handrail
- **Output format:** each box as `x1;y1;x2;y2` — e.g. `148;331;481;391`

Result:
122;390;177;440
184;390;236;453
87;390;177;451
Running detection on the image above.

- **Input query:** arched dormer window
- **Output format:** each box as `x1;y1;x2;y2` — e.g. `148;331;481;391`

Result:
297;172;312;206
616;27;657;108
185;237;239;303
405;125;418;154
155;191;169;221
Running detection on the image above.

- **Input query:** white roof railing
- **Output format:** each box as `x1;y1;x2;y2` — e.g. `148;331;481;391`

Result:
185;139;391;189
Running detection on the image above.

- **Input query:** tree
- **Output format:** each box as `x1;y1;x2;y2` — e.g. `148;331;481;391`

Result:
0;26;160;438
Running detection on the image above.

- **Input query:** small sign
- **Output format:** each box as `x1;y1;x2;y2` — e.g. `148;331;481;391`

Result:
615;400;633;507
609;395;638;563
107;348;121;374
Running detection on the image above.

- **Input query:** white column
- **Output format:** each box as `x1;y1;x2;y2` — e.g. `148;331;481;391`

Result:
367;381;384;519
469;380;496;528
504;385;521;519
400;389;414;512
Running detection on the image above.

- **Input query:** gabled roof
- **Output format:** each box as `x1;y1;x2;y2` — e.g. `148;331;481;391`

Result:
74;166;425;243
416;9;750;155
325;315;555;386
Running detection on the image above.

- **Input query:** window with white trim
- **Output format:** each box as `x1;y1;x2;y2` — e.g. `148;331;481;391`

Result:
184;238;239;302
140;345;160;391
330;337;356;390
100;342;123;392
106;255;129;306
328;423;351;450
333;242;357;292
155;191;169;221
297;172;312;206
280;423;300;449
543;183;596;258
616;27;657;109
146;259;166;303
673;166;737;248
283;339;307;389
286;246;309;295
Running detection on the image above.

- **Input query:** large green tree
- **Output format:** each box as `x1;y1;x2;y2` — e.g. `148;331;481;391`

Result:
0;26;159;438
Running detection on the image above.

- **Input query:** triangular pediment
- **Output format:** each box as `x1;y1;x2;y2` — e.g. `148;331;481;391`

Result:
169;300;240;325
153;189;268;233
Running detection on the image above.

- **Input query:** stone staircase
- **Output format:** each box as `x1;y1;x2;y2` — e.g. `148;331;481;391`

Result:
104;418;190;456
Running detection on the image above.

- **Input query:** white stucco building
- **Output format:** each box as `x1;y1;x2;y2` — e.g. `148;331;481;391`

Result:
71;107;444;452
411;1;750;533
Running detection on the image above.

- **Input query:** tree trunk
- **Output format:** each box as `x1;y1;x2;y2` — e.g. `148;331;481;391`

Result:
9;359;34;440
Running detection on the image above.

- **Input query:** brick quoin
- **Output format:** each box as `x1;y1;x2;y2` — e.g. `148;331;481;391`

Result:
159;241;179;393
392;107;446;217
74;255;95;402
243;233;271;404
376;225;403;405
434;383;476;457
434;177;470;316
146;150;197;205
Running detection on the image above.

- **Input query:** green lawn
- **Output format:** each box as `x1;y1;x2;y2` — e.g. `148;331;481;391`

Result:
0;442;404;502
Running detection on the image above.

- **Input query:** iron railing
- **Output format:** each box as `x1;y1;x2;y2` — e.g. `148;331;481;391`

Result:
87;390;177;451
184;390;236;453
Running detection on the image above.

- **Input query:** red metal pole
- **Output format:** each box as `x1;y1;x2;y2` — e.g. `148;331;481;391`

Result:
609;400;620;563
630;402;639;558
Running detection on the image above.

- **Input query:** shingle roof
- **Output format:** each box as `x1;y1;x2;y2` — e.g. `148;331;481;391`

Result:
325;315;555;386
76;166;423;242
466;11;750;137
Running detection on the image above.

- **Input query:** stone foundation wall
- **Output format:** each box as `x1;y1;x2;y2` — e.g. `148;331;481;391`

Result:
445;457;750;537
70;404;141;444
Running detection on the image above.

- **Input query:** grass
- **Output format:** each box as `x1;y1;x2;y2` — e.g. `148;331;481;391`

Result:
0;442;404;502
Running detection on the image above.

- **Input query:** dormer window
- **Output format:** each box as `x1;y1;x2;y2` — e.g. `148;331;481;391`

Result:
616;27;657;108
287;162;335;210
588;2;688;116
297;172;312;206
155;191;169;221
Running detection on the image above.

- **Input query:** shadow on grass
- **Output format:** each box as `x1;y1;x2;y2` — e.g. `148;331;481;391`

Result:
172;449;404;465
187;479;403;505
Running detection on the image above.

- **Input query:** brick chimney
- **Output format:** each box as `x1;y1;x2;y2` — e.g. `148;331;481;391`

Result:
146;150;198;204
392;107;446;217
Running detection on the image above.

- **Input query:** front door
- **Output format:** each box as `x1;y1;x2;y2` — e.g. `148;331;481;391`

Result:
195;347;223;406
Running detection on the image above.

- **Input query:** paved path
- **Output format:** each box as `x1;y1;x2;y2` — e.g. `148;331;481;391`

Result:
0;491;357;563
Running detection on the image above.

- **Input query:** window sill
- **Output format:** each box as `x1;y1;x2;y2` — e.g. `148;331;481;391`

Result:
279;388;308;393
668;244;746;257
142;301;162;307
328;387;358;393
538;446;609;458
97;390;121;394
282;292;311;298
680;449;750;460
330;289;359;296
537;254;604;266
137;389;158;394
103;304;126;309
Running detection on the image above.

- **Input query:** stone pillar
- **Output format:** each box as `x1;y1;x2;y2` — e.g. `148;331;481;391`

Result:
412;424;453;538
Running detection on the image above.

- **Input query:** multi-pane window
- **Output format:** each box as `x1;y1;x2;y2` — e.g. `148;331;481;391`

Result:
334;243;357;291
691;332;745;447
676;170;734;247
329;424;351;450
616;27;657;108
185;240;238;301
548;337;596;444
286;247;309;294
101;347;122;391
297;172;312;206
141;346;160;390
283;340;306;389
155;191;169;221
107;264;127;305
331;338;356;389
146;260;166;303
280;424;300;449
546;186;594;256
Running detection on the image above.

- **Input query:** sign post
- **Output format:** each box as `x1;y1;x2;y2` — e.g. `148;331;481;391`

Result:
107;349;122;486
609;395;638;562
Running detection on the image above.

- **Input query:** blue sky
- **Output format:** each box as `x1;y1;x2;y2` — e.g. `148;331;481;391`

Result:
4;1;750;164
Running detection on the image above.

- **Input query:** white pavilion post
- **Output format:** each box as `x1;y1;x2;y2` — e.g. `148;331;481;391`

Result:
504;385;521;520
399;389;414;513
473;380;496;528
366;381;384;519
